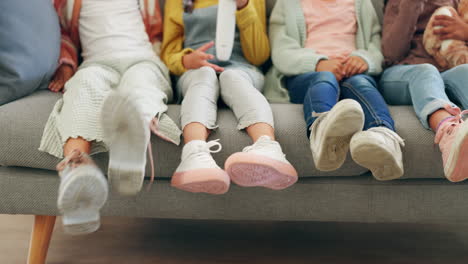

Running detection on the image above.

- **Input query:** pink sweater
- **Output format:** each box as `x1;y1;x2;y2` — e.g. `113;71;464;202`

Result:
301;0;357;60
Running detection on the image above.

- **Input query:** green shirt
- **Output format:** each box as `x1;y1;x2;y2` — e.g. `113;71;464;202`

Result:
265;0;383;103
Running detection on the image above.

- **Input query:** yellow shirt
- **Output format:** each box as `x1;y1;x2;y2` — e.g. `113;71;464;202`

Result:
161;0;270;75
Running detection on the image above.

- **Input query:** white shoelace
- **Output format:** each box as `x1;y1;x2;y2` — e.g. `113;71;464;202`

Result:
367;127;405;147
187;139;223;164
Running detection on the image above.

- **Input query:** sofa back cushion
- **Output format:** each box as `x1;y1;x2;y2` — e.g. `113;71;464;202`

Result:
0;0;60;106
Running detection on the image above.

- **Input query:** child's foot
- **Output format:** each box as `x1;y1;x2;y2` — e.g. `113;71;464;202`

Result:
171;140;230;194
56;150;108;235
309;99;364;171
225;136;298;190
101;91;150;196
350;127;405;181
435;108;468;182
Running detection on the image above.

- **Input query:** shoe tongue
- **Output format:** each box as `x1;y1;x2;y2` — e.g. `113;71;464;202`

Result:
183;140;209;157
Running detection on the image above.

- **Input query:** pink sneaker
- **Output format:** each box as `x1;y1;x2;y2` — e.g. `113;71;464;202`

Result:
171;140;230;194
435;106;468;182
225;136;298;190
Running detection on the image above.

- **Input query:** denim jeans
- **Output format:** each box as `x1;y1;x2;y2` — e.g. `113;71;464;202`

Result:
286;72;395;137
379;64;468;129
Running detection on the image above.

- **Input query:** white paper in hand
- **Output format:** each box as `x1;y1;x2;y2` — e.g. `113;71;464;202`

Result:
216;0;236;61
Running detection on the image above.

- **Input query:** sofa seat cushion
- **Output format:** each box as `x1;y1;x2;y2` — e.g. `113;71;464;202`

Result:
0;91;444;179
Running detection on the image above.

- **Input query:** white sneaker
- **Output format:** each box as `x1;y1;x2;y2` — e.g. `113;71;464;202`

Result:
171;140;230;194
56;150;108;235
310;99;365;171
101;91;150;196
350;127;405;181
225;136;298;190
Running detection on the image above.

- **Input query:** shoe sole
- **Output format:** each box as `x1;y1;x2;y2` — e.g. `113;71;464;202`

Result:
312;99;364;171
171;168;230;194
445;121;468;182
101;92;149;196
57;165;108;235
225;153;298;190
350;137;404;181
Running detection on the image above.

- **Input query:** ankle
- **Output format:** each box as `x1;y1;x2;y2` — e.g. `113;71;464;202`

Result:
436;116;456;132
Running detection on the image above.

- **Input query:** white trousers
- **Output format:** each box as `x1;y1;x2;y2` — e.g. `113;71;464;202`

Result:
177;66;274;130
40;57;175;158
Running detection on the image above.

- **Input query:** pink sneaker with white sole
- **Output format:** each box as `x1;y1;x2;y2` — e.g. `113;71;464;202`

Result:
225;136;298;190
435;105;468;182
171;140;230;194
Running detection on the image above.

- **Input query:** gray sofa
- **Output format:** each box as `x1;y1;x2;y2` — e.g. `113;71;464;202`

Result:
2;0;468;264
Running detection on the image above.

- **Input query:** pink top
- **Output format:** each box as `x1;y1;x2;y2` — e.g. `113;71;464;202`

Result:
301;0;357;60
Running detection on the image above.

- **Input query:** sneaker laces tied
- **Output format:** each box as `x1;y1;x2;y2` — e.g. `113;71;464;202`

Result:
190;139;222;164
435;105;468;144
368;127;405;148
56;149;86;172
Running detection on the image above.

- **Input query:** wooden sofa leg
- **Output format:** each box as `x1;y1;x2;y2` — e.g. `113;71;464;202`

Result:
27;215;56;264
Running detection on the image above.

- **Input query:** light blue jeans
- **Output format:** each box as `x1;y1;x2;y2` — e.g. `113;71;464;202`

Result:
379;64;468;129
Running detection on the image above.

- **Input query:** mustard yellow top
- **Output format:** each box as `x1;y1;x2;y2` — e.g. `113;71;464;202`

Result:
161;0;270;75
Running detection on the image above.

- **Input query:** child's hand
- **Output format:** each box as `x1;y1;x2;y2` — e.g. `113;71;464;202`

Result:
49;64;74;93
236;0;249;9
433;11;468;41
182;41;224;72
342;56;368;78
316;59;346;81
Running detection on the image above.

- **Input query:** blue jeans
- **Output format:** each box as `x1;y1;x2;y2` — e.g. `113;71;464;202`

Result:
379;64;468;129
286;72;395;137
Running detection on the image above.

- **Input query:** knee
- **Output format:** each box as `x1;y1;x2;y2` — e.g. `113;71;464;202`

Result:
197;66;218;79
449;63;468;74
219;69;245;84
344;75;376;89
415;64;440;76
313;71;337;84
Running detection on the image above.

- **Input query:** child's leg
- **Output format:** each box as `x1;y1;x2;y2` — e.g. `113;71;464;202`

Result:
341;74;394;131
102;60;174;195
379;64;457;131
52;65;116;235
179;66;220;134
285;71;364;172
63;138;91;156
341;74;404;180
183;123;210;143
245;123;275;142
286;71;340;134
441;64;468;110
219;68;297;189
380;64;468;181
171;66;229;194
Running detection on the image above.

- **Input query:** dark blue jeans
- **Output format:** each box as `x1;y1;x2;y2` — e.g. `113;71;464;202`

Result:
286;72;395;137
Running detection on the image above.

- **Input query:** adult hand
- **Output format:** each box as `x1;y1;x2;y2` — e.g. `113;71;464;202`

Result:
236;0;249;9
342;56;368;78
316;59;346;81
48;64;74;93
433;11;468;41
182;41;224;72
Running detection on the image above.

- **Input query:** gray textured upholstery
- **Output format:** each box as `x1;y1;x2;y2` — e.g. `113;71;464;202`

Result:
0;91;445;179
2;167;468;224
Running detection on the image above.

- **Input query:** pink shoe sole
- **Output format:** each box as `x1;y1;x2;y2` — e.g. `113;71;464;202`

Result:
225;153;298;190
446;123;468;182
171;168;230;195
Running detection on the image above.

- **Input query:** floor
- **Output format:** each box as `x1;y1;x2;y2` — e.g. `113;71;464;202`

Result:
1;215;468;264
